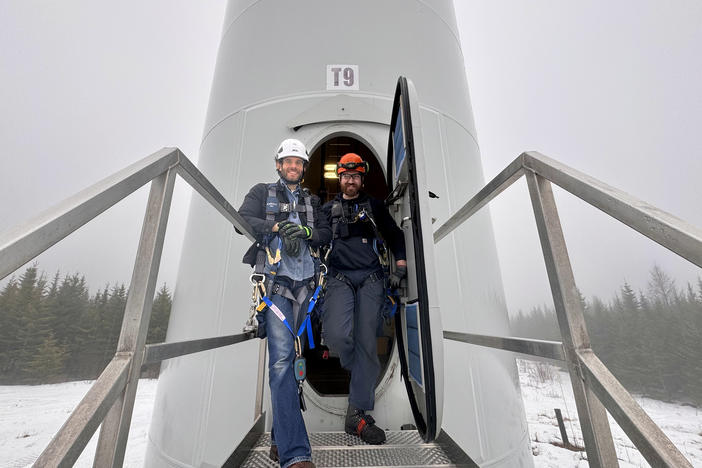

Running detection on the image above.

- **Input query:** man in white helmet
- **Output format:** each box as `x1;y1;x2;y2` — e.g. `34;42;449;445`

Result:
239;138;330;468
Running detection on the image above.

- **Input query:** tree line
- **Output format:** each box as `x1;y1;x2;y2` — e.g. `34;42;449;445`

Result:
2;262;699;406
0;264;171;384
511;265;702;406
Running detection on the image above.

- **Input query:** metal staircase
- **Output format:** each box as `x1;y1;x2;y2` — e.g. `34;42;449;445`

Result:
223;426;477;467
1;147;698;467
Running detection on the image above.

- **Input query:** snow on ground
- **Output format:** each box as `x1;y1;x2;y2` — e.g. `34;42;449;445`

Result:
518;359;702;467
0;379;157;468
1;366;701;467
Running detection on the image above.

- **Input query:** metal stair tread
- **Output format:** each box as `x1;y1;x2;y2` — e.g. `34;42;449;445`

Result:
237;430;478;467
254;430;430;448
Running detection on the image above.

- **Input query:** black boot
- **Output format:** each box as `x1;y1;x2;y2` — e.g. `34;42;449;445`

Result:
344;405;386;444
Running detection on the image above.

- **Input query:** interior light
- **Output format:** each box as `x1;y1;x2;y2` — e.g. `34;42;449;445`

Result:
323;164;336;171
324;172;338;179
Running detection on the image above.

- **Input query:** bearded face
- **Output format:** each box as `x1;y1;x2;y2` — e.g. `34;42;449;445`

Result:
276;157;305;183
339;171;362;198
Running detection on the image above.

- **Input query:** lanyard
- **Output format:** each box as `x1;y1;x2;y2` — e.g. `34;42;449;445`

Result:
266;237;282;265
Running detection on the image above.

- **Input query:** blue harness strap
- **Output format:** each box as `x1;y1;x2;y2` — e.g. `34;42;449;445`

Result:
260;296;294;334
258;285;321;349
302;286;322;348
385;288;399;318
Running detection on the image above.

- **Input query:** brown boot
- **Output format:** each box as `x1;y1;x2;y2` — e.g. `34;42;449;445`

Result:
288;462;316;468
269;445;278;462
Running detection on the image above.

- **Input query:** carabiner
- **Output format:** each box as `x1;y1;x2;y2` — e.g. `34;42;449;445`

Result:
294;336;302;358
249;273;265;286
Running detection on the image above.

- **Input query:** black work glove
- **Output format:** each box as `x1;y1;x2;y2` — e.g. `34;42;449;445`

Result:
388;265;407;289
276;220;294;233
282;235;301;257
280;222;313;240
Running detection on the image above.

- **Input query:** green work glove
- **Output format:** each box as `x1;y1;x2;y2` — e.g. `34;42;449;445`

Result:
283;236;301;257
280;223;313;240
388;265;407;289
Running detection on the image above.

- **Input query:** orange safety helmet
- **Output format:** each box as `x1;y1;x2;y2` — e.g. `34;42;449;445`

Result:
336;153;370;175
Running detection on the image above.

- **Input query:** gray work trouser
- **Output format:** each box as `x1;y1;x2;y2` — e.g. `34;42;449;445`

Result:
321;270;384;410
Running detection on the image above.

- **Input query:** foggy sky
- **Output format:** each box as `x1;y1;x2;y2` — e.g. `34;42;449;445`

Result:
0;1;227;294
454;1;702;312
1;1;700;313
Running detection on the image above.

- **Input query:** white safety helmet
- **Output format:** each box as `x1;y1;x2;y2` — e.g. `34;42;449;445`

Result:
275;138;309;163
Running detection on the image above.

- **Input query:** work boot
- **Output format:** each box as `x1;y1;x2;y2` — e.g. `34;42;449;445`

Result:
271;446;315;467
345;406;386;444
269;445;278;462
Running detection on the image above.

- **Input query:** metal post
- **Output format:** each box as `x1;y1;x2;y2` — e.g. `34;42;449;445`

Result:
554;408;571;448
254;338;267;419
525;171;618;467
94;169;176;468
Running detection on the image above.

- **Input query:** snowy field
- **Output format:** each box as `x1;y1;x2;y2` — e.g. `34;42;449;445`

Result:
0;379;157;468
518;359;702;467
1;364;701;467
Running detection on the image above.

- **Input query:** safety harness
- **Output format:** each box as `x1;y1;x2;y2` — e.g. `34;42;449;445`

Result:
326;197;399;320
326;198;385;265
329;198;374;240
243;182;325;411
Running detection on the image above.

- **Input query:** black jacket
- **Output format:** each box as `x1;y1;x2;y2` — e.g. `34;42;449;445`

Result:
321;192;406;273
239;181;331;247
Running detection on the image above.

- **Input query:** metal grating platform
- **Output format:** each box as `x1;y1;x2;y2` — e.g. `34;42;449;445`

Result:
227;429;478;467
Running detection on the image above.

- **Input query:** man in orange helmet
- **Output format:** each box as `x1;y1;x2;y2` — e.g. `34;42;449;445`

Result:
321;153;406;445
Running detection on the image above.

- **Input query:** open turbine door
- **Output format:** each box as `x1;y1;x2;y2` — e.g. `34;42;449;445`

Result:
386;77;444;442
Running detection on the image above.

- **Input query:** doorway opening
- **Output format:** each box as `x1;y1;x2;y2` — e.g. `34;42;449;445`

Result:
304;135;395;395
305;135;388;203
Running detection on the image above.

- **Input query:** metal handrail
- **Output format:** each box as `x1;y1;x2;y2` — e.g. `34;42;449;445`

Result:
437;151;695;467
33;355;131;466
435;151;702;267
0;148;255;282
142;332;253;365
6;147;696;466
443;331;565;362
0;148;260;467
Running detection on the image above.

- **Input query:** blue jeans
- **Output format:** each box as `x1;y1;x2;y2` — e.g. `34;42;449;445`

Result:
322;269;384;410
265;277;312;468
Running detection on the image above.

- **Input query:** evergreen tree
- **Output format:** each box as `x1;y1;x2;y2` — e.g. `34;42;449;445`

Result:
4;259;700;403
142;284;173;377
14;266;51;382
0;276;20;378
98;284;127;371
617;282;645;390
513;266;702;405
0;264;176;384
620;281;638;311
637;291;667;398
26;332;68;382
147;284;172;344
584;295;608;347
84;286;111;377
50;274;91;377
